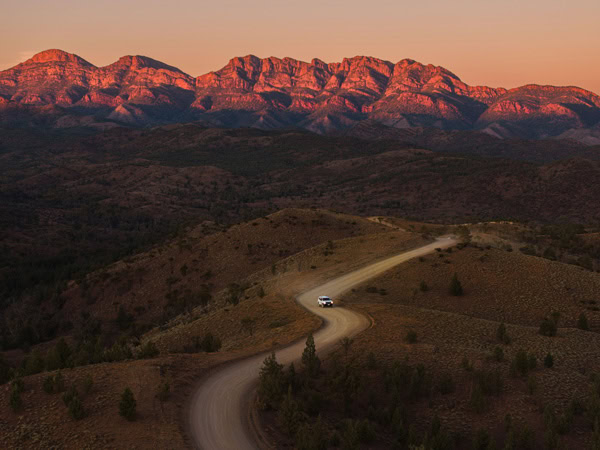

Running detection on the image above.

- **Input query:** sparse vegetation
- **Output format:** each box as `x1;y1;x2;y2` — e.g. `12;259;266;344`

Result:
119;387;137;421
449;273;464;296
405;330;418;344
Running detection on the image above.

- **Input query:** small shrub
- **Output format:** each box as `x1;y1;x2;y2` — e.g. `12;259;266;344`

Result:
63;385;78;406
137;341;159;359
438;373;455;395
544;353;554;368
357;419;376;444
11;377;24;394
68;394;86;420
54;371;65;392
405;330;418;344
83;375;93;395
43;376;54;394
119;387;137;421
419;281;429;292
156;381;170;402
366;286;378;294
526;375;537;395
449;273;464;296
539;318;557;337
496;322;511;345
578;312;590;331
200;333;221;352
470;384;487;413
9;386;22;412
513;350;526;376
493;346;504;362
462;356;474;372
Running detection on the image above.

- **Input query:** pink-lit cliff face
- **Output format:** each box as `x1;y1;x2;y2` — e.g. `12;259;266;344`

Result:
1;0;598;94
1;49;599;138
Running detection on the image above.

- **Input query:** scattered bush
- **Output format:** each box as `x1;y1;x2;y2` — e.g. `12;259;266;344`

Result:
54;371;65;392
405;330;418;344
185;333;222;353
83;375;94;395
544;353;554;368
9;385;22;412
137;341;159;359
438;373;455;395
496;322;511;345
419;281;429;292
539;317;558;337
156;381;170;402
578;312;590;331
119;387;137;421
512;350;537;377
493;346;504;362
43;375;55;394
449;273;464;296
68;392;86;420
62;384;78;406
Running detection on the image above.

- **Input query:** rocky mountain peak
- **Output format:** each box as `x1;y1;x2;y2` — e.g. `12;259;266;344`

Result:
26;49;93;67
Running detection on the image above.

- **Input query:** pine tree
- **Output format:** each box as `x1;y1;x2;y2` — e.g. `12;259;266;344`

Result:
301;333;320;377
257;352;284;409
119;387;137;421
278;386;301;436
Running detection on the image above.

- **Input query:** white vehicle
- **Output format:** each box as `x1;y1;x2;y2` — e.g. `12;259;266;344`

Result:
318;296;334;307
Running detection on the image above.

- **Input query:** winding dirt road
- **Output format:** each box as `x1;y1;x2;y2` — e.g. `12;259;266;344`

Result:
189;237;456;449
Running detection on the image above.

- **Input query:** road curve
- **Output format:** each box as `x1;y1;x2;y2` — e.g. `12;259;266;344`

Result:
189;237;457;450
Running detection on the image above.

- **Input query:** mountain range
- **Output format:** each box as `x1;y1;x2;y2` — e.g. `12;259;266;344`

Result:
1;49;600;142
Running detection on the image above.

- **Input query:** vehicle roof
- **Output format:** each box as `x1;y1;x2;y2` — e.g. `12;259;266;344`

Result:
318;296;331;299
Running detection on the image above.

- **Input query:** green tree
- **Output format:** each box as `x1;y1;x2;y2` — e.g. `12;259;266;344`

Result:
295;415;329;450
119;387;137;421
302;333;320;377
449;273;464;296
278;386;301;436
257;352;285;409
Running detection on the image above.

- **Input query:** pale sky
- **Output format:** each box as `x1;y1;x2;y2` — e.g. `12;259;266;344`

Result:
1;0;599;93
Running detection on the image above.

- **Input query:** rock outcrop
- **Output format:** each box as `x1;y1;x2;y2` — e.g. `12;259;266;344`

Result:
1;49;599;139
